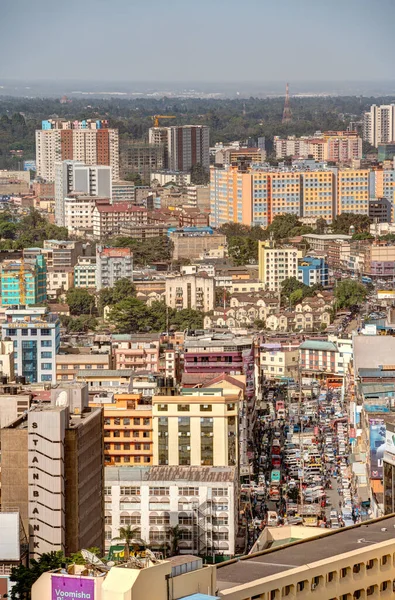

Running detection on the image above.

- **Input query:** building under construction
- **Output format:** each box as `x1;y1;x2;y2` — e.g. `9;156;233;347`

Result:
0;255;47;306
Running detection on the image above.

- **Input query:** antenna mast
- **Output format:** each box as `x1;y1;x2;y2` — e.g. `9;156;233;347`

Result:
282;83;292;124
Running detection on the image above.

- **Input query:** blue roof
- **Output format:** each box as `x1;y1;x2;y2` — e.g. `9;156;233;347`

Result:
299;340;337;352
180;595;219;600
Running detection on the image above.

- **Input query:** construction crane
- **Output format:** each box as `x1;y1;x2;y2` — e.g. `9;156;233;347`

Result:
152;115;176;127
17;260;26;305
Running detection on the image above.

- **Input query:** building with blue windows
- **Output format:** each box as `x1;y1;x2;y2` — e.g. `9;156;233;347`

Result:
2;307;60;383
298;256;329;287
0;256;47;306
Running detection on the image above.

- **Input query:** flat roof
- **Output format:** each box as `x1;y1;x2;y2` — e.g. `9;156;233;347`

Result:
302;234;351;240
76;369;133;377
216;515;395;590
299;340;337;352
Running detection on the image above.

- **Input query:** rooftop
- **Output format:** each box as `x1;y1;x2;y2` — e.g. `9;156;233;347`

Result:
299;340;337;352
76;369;134;378
216;515;395;591
302;233;352;241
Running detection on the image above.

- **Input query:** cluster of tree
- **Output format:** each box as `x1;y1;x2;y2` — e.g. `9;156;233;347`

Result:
109;299;203;333
0;209;68;249
331;213;372;235
219;215;314;265
1;95;388;157
334;279;368;309
108;236;173;266
280;277;323;306
10;548;101;600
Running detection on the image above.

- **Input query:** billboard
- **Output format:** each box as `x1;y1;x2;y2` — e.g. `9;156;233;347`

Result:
385;421;395;454
23;160;36;172
377;290;395;300
369;419;385;480
51;575;94;600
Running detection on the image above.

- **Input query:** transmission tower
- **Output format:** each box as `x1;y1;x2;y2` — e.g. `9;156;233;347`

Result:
282;82;292;124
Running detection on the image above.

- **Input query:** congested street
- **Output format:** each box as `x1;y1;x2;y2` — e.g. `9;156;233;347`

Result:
242;380;361;550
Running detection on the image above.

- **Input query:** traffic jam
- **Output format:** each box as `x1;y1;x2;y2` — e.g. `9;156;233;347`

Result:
243;382;360;545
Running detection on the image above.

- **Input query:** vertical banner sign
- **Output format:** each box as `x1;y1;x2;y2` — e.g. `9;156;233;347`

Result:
52;576;94;600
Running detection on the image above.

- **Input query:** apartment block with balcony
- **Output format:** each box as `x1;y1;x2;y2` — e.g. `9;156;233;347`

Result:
112;334;160;372
104;465;237;557
89;393;152;467
96;246;133;290
260;341;299;382
92;200;148;238
258;240;300;292
73;256;97;289
165;274;214;312
337;169;370;215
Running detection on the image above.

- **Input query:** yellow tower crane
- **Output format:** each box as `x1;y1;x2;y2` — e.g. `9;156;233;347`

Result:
152;115;176;127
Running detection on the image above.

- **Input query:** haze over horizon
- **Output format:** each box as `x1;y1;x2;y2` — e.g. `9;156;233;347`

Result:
1;0;395;84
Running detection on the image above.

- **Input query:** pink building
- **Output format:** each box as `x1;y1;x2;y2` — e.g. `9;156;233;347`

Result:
112;334;160;373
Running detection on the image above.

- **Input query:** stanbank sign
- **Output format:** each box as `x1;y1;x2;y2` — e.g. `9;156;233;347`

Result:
52;576;94;600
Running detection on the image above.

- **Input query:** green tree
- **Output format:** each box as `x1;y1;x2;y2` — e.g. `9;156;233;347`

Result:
124;172;146;186
10;551;65;600
60;315;97;333
68;548;101;565
331;213;372;235
112;278;136;303
108;298;151;333
266;214;302;240
315;217;327;234
281;276;306;299
254;319;266;329
289;288;305;305
190;164;209;185
66;288;95;316
335;279;368;309
113;525;144;562
352;232;374;240
228;237;258;266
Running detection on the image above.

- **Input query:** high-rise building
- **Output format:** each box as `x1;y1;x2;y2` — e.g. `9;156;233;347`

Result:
258;240;300;291
149;125;209;171
152;388;240;467
1;383;103;558
54;160;112;227
0;255;47;306
119;141;165;180
96;246;133;290
1;306;60;383
36;119;119;182
363;104;395;147
89;393;153;466
368;197;392;223
337;169;370;215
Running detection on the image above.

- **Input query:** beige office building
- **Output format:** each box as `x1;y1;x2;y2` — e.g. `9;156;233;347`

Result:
1;383;103;558
258;240;300;291
152;389;239;467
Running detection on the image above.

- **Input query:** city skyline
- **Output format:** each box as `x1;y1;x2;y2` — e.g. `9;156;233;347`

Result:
1;0;395;83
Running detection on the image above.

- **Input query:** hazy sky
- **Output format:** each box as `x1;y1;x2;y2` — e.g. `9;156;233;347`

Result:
1;0;394;83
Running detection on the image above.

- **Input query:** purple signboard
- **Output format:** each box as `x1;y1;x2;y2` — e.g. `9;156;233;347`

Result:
52;575;94;600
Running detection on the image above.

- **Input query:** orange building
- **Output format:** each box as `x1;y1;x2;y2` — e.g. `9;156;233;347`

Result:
89;393;153;466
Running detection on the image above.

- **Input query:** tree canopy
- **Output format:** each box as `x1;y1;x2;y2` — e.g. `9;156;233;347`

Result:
66;288;95;316
109;236;173;266
334;279;368;309
0;209;68;250
331;213;372;235
109;299;203;333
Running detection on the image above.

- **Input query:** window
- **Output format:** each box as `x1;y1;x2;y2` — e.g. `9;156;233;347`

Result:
124;456;130;463
41;351;52;358
143;418;150;426
114;444;121;450
41;340;52;347
124;443;130;450
120;487;140;495
178;404;190;412
381;581;389;592
120;515;140;525
158;404;168;411
144;456;150;463
134;456;141;463
114;418;120;425
143;431;150;438
382;554;390;566
143;443;150;450
104;487;112;496
113;431;120;438
200;404;212;411
115;456;121;463
41;363;52;370
133;431;140;438
297;581;306;592
124;431;130;437
135;443;141;450
366;559;375;570
179;487;199;496
327;571;336;583
149;487;170;496
123;418;130;425
134;418;140;425
212;488;228;496
105;515;112;525
41;375;52;382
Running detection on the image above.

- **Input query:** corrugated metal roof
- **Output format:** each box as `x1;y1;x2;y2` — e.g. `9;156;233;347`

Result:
299;340;337;352
76;369;133;377
148;466;236;483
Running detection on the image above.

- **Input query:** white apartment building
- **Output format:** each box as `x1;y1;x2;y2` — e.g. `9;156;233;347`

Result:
363;104;395;147
152;390;240;468
36;119;119;182
151;170;191;186
104;465;237;558
74;256;97;290
54;161;112;227
46;270;74;300
64;194;98;235
165;274;215;312
96;246;133;290
258;241;300;291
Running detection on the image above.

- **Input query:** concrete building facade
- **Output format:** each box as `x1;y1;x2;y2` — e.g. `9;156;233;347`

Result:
165;274;215;312
96;246;133;290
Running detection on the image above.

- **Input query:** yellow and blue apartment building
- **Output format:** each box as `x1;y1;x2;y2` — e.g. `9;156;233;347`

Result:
300;170;336;222
0;255;47;306
210;166;253;227
269;172;301;222
337;169;370;215
374;169;395;221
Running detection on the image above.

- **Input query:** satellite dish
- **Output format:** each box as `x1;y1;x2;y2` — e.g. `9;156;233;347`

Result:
81;549;106;567
55;390;68;407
